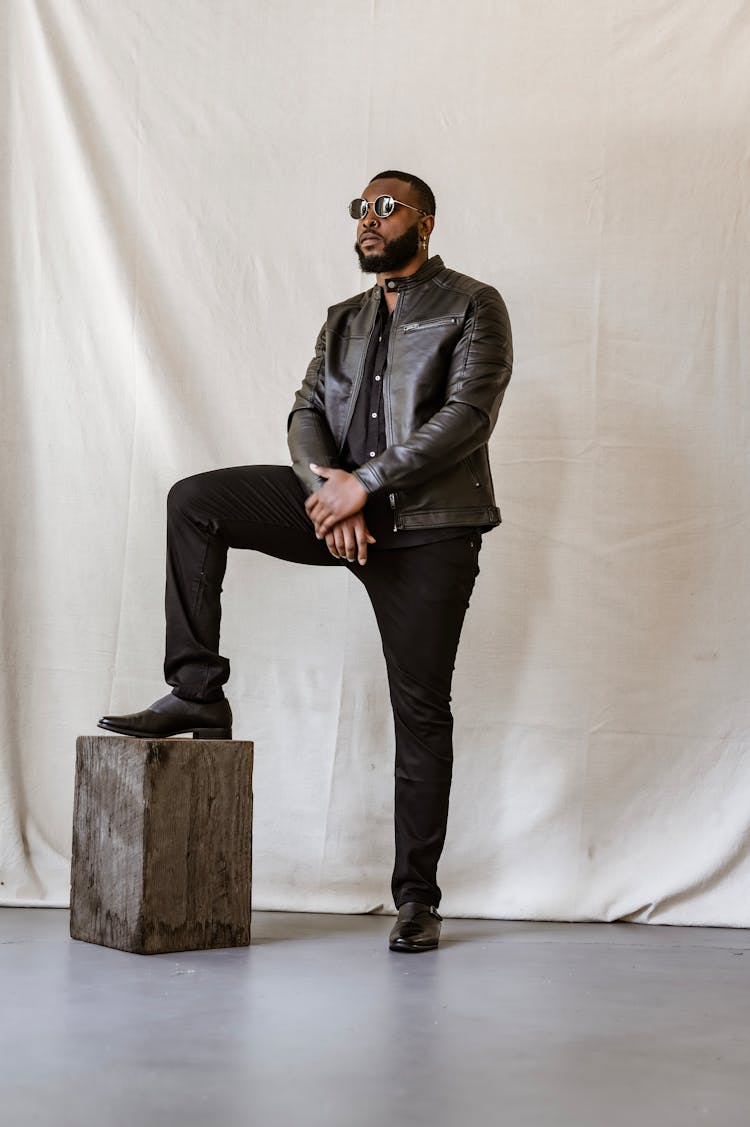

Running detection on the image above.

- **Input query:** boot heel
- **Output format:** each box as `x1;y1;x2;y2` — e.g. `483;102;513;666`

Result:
193;727;233;740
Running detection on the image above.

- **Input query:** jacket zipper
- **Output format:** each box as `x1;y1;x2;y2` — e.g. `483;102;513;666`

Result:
402;315;459;333
466;452;481;488
389;492;398;531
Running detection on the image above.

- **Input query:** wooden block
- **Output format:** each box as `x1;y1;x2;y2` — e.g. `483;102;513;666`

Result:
70;734;253;955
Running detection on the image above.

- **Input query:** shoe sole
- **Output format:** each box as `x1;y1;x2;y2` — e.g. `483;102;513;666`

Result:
388;940;440;953
97;722;232;740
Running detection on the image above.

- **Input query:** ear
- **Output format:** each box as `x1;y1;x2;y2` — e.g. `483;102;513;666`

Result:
419;214;435;239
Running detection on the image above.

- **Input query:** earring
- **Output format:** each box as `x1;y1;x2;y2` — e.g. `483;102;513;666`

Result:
420;236;428;251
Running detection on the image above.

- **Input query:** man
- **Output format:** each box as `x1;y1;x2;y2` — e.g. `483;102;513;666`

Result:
99;171;513;952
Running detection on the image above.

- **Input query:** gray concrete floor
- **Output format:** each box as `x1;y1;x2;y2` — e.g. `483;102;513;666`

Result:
2;908;749;1126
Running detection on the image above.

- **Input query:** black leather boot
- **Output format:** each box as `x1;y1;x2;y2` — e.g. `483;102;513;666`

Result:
98;692;232;740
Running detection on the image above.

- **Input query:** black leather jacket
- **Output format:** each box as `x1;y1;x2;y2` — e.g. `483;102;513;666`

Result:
288;256;512;532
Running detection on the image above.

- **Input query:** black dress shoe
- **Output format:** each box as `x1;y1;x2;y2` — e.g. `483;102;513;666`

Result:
388;902;442;952
98;692;232;740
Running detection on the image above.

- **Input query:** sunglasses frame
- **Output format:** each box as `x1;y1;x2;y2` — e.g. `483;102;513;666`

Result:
349;195;429;220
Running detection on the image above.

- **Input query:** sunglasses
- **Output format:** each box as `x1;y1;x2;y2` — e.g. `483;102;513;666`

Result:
348;195;429;220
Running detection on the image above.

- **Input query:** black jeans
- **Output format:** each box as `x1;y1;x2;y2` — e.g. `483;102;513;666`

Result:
164;466;481;909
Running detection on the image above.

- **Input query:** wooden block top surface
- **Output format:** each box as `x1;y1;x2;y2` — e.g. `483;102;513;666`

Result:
77;734;253;754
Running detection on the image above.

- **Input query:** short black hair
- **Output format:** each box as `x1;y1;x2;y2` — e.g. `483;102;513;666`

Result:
369;170;436;216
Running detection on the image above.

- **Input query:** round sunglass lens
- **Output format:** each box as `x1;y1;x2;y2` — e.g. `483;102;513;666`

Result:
374;195;395;218
349;199;367;219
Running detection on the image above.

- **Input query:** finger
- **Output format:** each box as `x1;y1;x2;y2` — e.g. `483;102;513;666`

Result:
310;506;331;538
352;517;376;564
342;524;357;563
316;512;336;538
333;526;347;559
310;498;334;525
309;463;330;478
325;531;340;558
317;515;337;538
354;524;369;566
358;522;376;547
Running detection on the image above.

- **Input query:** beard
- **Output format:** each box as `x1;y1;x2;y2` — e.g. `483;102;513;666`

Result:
354;222;421;274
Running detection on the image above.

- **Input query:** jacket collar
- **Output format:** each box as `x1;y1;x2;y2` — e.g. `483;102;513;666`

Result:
374;255;445;299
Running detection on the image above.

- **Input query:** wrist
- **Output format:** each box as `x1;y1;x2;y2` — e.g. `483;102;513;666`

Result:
352;469;372;495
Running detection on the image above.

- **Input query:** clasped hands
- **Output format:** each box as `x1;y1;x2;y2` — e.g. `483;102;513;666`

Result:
305;464;375;565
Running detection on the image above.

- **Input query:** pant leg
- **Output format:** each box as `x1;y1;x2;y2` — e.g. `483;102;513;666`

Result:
164;465;336;701
355;534;482;908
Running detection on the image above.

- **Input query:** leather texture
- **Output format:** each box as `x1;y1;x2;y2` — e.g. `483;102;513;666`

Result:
388;902;443;952
288;256;513;532
98;692;233;740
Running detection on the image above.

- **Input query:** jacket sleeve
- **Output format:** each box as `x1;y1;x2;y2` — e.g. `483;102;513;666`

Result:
287;322;340;497
352;286;513;495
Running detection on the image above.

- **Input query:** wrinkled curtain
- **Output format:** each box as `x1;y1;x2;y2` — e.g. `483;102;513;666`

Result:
2;0;749;923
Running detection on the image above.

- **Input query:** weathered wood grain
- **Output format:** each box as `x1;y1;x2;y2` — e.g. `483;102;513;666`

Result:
70;735;253;954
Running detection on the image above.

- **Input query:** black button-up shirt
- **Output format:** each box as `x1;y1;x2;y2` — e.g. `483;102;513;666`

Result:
340;285;467;549
341;290;390;473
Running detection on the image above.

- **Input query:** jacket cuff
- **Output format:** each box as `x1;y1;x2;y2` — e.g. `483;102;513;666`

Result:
352;465;383;494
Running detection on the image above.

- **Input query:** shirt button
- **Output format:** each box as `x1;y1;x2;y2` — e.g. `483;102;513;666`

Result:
375;375;381;381
369;451;376;457
371;412;377;418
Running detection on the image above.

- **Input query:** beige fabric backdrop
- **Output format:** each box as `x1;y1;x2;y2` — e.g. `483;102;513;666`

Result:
2;0;749;922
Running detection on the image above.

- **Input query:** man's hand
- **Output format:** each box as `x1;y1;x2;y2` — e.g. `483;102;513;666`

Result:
305;465;368;538
324;513;376;565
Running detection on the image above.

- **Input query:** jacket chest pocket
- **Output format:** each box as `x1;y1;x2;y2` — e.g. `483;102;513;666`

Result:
401;315;460;333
